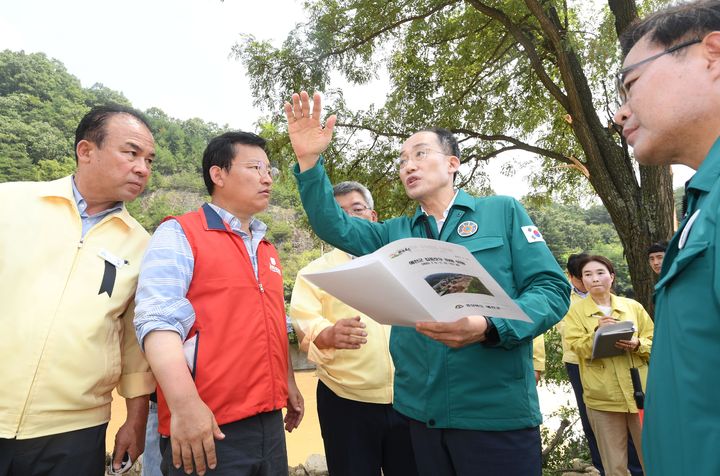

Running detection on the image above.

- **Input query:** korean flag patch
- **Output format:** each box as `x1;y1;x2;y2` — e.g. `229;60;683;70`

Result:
521;226;545;243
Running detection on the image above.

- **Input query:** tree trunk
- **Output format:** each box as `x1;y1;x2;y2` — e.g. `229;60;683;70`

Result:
520;0;674;314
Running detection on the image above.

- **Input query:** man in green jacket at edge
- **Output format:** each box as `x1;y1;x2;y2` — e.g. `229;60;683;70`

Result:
614;2;720;474
284;91;570;476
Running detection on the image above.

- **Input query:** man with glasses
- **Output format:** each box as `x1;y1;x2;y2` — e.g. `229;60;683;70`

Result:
289;181;417;476
614;2;720;475
285;91;570;476
134;131;304;476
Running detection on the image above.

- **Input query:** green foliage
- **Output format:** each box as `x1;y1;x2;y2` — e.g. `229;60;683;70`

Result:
541;327;566;386
540;405;592;475
0;50;231;196
524;200;632;297
234;0;678;314
233;1;610;201
0;47;329;346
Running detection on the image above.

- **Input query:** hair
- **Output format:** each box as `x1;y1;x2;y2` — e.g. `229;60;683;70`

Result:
420;127;461;159
620;1;720;56
74;104;151;163
566;252;590;279
332;181;374;210
202;131;268;195
416;127;461;182
647;241;668;255
577;255;617;278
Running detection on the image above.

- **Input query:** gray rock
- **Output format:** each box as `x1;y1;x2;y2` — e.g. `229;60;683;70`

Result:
288;465;309;476
304;454;328;476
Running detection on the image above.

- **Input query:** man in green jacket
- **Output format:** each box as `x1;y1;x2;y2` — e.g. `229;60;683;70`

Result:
614;2;720;474
285;91;570;476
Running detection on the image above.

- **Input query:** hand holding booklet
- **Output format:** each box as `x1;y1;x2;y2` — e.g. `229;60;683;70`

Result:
303;238;531;326
592;320;636;359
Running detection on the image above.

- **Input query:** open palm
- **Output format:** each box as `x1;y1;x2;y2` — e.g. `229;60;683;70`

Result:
284;91;337;170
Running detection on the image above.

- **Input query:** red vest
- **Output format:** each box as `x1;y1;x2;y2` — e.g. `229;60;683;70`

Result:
157;204;288;435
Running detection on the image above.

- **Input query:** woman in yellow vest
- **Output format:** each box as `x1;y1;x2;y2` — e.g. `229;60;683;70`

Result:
564;255;653;476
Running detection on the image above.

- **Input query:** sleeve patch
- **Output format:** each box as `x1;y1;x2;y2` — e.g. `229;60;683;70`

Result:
521;226;545;243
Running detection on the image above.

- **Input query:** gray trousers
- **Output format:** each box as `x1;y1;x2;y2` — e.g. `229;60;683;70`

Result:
160;410;287;476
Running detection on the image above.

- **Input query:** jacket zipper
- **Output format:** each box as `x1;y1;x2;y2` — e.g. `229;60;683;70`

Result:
16;225;89;435
256;242;278;404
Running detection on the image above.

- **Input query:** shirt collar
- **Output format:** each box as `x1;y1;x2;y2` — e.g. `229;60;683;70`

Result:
39;175;136;229
580;294;629;318
420;189;458;221
412;189;475;226
207;202;267;236
71;176;124;218
687;136;720;193
572;286;588;298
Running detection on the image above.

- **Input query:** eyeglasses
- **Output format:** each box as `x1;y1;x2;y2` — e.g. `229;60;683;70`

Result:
615;38;701;105
395;148;447;170
236;161;280;179
342;205;371;217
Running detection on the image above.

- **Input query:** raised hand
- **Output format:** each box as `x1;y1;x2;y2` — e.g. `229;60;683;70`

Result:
284;91;337;171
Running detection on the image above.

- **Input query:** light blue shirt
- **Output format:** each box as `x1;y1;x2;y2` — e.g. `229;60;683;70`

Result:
572;286;588;298
71;177;124;238
134;203;267;347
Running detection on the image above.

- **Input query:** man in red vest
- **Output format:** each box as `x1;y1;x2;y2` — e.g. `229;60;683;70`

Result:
134;131;304;476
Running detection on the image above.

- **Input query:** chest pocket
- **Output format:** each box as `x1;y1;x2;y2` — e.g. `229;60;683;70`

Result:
658;240;709;289
459;234;514;296
462;235;504;253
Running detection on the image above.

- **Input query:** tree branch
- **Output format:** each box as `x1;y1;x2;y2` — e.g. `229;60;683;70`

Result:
465;0;570;110
314;1;457;63
542;417;572;462
608;0;639;41
452;128;573;165
333;121;574;170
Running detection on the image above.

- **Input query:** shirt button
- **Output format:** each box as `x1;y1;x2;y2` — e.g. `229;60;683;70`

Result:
428;419;436;426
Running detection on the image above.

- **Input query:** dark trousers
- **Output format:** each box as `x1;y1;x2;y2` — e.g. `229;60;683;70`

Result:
566;362;643;476
160;410;287;476
0;423;107;476
316;380;417;476
407;418;541;476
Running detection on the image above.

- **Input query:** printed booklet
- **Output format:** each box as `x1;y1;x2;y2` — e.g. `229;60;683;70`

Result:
304;238;531;326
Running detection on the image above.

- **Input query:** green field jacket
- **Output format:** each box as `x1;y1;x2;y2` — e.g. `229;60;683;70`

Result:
644;138;720;476
295;160;570;430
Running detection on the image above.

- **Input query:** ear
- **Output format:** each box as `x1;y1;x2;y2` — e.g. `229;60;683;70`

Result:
369;209;379;222
448;155;461;174
703;31;720;78
209;165;225;189
75;139;94;165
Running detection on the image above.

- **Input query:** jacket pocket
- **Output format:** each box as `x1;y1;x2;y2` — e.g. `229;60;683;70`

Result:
463;235;504;253
657;240;709;289
581;360;610;402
